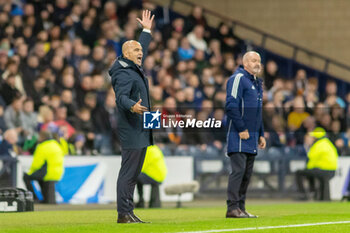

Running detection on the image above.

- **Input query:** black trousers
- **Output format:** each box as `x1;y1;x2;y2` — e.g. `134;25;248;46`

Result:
296;168;335;200
23;171;56;204
117;147;147;214
227;152;255;211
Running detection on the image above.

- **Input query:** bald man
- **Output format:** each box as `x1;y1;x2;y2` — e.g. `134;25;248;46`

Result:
109;10;154;223
225;51;266;218
0;129;18;187
0;129;18;157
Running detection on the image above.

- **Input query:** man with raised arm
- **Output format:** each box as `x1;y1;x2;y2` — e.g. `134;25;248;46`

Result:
109;10;154;223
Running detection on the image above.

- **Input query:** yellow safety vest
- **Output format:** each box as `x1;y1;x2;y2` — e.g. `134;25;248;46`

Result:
141;145;167;183
307;137;338;171
27;139;65;181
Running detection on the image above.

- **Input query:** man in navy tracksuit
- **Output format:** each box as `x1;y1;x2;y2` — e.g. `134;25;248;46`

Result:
225;51;266;218
109;10;154;223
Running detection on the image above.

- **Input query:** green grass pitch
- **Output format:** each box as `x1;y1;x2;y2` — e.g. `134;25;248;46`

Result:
0;202;349;233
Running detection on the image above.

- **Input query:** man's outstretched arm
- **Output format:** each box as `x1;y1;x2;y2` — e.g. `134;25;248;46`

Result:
137;10;154;63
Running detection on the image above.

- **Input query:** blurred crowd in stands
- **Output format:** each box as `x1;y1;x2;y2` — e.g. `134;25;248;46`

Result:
0;0;349;157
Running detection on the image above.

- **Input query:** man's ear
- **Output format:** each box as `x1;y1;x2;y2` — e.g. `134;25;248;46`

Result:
122;51;128;59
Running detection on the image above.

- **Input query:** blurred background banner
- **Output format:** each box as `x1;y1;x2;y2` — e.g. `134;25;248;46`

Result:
16;156;194;204
56;163;106;204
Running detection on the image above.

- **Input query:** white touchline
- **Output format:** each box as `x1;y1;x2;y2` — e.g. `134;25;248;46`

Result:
178;220;350;233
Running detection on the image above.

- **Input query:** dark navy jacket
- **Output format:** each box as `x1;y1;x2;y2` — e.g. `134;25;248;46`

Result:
225;66;264;155
0;140;13;157
109;31;153;149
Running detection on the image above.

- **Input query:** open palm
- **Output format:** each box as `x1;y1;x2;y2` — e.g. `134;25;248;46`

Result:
136;10;154;30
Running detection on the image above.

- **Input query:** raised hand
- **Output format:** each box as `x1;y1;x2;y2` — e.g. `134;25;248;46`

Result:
136;10;154;30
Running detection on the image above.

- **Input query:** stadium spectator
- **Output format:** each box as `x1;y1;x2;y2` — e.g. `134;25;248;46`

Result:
162;17;185;41
91;45;107;73
330;103;346;132
185;6;208;33
72;107;95;155
54;105;76;138
4;96;25;141
0;129;19;157
143;56;158;84
76;75;93;107
60;89;77;118
178;37;195;61
329;120;344;154
287;96;310;131
214;22;243;56
76;15;96;48
82;92;97;112
50;55;65;79
263;60;279;90
208;39;223;67
0;129;19;186
267;115;288;148
0;105;6;134
305;87;318;111
39;105;55;131
323;80;345;108
222;56;236;77
98;90;120;154
29;76;49;110
0;73;21;105
294;116;316;148
2;59;25;96
92;73;107;106
319;113;332;131
22;98;38;139
187;25;207;51
158;97;182;150
101;1;118;22
294;69;307;96
211;108;226;151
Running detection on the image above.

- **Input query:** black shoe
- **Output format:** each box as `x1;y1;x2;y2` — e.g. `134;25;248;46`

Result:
117;213;138;223
241;210;258;218
131;213;150;223
226;208;249;218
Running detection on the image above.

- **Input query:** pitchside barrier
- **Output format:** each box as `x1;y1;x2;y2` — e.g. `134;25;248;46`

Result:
193;156;350;200
16;156;194;204
11;156;350;203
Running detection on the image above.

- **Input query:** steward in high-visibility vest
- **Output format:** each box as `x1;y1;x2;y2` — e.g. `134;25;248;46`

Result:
141;145;167;183
306;129;338;171
23;130;65;203
27;139;65;181
296;127;338;201
136;145;167;208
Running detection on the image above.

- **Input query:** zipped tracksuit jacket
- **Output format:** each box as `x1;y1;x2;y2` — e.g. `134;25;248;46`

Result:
225;66;264;155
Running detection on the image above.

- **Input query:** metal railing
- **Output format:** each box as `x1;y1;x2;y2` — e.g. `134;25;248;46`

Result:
154;0;350;80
